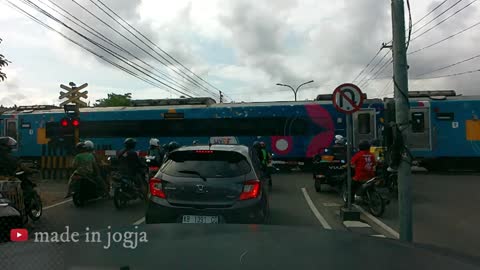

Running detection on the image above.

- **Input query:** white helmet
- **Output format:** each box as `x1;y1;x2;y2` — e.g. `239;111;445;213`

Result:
149;138;160;147
84;140;94;150
334;135;345;144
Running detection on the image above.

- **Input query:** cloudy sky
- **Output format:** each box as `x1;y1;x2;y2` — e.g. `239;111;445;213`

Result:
0;0;479;106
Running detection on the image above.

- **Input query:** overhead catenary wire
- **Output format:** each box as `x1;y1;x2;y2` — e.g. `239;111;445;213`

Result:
94;0;232;102
36;0;199;97
84;0;223;101
12;0;195;98
410;0;477;42
1;0;192;97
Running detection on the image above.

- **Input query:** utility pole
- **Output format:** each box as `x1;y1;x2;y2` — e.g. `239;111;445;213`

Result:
391;0;413;242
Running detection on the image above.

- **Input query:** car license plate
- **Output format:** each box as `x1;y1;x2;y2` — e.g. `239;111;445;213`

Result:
182;215;219;224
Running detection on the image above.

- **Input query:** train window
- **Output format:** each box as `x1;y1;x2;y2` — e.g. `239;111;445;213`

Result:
357;113;371;134
411;112;425;133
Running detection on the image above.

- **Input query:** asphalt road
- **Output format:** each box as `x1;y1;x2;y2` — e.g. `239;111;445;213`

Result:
4;171;479;260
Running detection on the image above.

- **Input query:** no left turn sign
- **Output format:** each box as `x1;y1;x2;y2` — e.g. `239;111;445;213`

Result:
332;83;365;114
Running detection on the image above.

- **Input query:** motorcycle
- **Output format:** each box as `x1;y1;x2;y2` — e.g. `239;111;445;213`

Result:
313;154;352;193
145;155;161;179
16;169;42;221
67;173;105;207
108;156;148;210
0;183;24;241
341;176;386;217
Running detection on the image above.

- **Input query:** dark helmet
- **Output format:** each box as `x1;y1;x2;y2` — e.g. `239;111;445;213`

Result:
124;138;137;149
253;141;260;148
0;136;17;152
359;140;371;151
76;142;87;152
168;141;180;151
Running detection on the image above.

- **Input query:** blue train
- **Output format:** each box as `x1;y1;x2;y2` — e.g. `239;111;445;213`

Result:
0;91;479;172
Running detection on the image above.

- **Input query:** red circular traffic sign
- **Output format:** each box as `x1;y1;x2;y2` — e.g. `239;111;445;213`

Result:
332;83;365;114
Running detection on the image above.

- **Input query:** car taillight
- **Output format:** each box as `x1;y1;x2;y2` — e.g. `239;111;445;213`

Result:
149;178;166;198
239;180;261;200
149;166;160;171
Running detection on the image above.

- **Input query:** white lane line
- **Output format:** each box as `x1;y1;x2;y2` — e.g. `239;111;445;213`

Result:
133;217;145;225
354;204;400;239
301;187;332;230
43;199;72;210
343;221;371;228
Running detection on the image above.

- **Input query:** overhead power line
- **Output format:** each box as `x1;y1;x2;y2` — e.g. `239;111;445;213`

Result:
10;0;194;97
415;53;480;77
408;20;480;55
36;0;200;97
411;0;478;41
419;68;480;79
358;50;390;86
94;0;231;102
412;0;450;28
411;0;464;35
84;0;223;100
352;48;382;83
362;59;393;88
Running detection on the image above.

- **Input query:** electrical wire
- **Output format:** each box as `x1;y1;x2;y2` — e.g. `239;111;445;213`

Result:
11;0;194;97
352;48;382;83
36;0;199;96
415;53;480;77
417;68;480;79
408;20;480;55
406;0;412;50
95;0;231;102
411;0;449;28
410;0;477;42
86;0;222;100
411;0;464;35
358;50;390;86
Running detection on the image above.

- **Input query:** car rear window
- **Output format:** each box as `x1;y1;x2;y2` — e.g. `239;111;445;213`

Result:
161;150;251;178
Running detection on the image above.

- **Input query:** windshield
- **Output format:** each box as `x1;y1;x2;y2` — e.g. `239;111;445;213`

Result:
161;150;251;178
1;0;479;268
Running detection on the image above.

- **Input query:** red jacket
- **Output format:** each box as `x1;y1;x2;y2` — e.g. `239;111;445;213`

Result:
351;150;376;181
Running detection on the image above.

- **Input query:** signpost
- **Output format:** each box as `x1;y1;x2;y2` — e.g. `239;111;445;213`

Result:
332;83;365;221
59;82;88;145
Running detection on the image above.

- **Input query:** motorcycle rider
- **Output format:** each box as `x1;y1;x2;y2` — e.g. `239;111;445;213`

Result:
350;140;377;202
259;141;273;187
330;135;347;161
163;141;181;162
0;136;19;178
117;138;145;189
84;140;108;197
148;138;165;164
67;142;102;198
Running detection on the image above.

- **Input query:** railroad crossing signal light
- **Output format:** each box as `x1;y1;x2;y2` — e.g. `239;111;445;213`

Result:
60;118;69;127
72;118;80;127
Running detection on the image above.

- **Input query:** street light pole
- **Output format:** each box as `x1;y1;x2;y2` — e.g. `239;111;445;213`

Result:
276;80;314;101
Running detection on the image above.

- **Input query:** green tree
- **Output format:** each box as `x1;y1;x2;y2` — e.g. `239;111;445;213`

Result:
0;38;10;82
94;92;132;107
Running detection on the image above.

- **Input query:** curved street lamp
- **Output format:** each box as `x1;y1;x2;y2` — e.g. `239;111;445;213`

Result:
276;80;314;101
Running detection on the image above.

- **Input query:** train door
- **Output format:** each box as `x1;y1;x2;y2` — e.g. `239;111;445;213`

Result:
4;118;18;140
407;107;431;150
352;109;376;147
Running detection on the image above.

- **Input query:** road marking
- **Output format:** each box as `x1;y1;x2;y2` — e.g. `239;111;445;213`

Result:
301;187;332;229
343;221;371;228
43;199;72;210
323;202;342;207
133;217;145;225
354;204;400;239
372;234;386;238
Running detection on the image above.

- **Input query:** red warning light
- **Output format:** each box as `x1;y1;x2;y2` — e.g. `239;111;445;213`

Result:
72;119;80;127
60;118;69;127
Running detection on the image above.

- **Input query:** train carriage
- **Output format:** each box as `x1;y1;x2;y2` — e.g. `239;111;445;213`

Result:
0;97;384;175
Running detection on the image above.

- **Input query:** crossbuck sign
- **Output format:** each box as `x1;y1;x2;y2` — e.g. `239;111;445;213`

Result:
59;83;88;107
